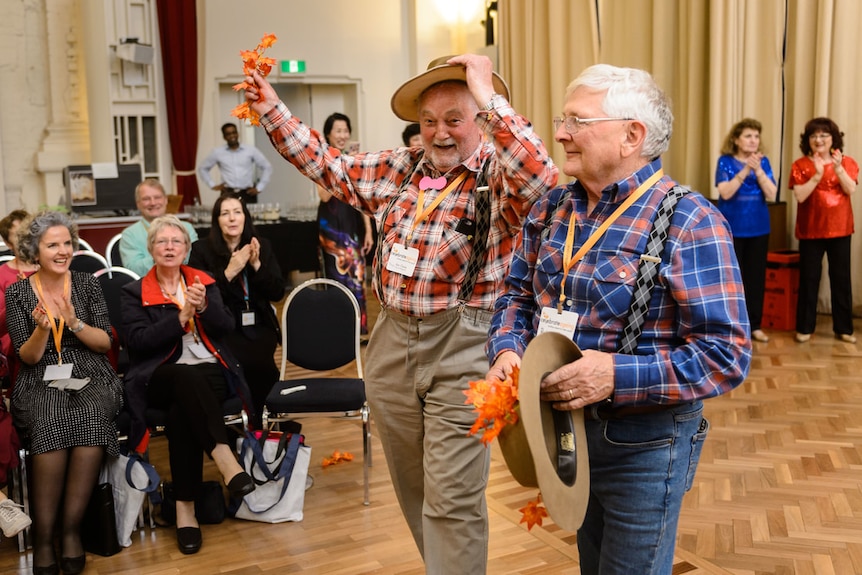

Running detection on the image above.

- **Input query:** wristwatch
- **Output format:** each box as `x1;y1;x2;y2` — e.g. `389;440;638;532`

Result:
481;93;502;111
69;319;85;333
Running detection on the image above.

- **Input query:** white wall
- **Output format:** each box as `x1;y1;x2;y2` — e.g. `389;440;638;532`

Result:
0;0;493;212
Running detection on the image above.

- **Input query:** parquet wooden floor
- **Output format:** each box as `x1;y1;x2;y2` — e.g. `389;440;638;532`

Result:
2;307;862;574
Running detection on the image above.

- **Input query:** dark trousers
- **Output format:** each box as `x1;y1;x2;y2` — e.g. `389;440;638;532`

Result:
796;236;854;335
733;234;770;330
147;362;228;501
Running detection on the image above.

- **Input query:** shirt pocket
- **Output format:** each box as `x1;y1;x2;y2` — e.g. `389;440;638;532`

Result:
431;215;471;284
588;251;639;328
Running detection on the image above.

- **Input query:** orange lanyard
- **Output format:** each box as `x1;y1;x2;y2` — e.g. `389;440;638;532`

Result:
558;170;664;312
407;171;468;241
32;272;70;364
161;277;200;342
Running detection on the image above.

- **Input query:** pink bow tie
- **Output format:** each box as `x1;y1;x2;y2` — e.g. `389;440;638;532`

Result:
419;176;447;191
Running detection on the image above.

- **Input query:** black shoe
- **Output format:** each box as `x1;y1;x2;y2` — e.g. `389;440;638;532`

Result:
59;555;86;575
226;471;255;499
176;526;202;555
33;565;58;575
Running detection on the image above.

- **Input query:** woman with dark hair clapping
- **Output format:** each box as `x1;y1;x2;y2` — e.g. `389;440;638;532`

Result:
189;195;282;426
789;117;859;344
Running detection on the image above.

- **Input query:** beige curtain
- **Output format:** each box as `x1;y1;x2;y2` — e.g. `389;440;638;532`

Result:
499;0;862;313
498;0;599;177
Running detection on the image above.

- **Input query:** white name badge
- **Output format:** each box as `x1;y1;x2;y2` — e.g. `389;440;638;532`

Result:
385;243;419;277
537;307;579;339
241;311;256;326
44;363;74;381
188;342;214;360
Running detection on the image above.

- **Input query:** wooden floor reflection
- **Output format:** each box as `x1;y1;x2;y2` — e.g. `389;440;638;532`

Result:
2;305;861;574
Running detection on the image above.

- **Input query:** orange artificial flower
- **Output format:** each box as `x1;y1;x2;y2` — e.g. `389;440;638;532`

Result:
322;450;354;467
463;365;520;445
518;494;548;531
231;33;278;126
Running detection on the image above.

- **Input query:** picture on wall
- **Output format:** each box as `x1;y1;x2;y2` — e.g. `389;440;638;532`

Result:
68;169;97;206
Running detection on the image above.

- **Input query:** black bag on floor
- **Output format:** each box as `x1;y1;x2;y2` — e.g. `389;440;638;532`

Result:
160;480;226;525
82;482;121;557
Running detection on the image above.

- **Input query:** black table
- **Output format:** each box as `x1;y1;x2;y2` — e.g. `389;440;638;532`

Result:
194;218;319;286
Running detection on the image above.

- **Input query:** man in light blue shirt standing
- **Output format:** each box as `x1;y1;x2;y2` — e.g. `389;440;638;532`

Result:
119;179;198;276
198;123;273;204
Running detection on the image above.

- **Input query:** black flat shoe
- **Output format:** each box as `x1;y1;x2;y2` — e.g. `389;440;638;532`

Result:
32;564;59;575
226;471;255;499
59;554;86;575
176;526;202;555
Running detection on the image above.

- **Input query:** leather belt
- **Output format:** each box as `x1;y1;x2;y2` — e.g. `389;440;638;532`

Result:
584;403;680;421
222;187;251;194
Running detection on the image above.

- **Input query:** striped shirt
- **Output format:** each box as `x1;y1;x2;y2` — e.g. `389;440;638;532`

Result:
488;160;751;406
260;100;558;316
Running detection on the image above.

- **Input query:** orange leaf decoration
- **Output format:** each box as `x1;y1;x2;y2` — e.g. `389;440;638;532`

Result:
231;33;278;126
463;365;520;445
518;494;548;531
322;450;355;467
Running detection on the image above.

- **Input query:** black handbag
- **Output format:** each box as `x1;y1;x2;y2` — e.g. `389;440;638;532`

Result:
82;482;121;557
160;480;226;525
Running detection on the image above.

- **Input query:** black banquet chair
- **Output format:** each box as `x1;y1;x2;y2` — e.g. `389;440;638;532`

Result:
94;266;139;375
69;250;109;274
262;278;371;505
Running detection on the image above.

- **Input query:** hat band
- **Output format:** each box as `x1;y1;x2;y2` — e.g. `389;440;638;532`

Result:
552;409;577;486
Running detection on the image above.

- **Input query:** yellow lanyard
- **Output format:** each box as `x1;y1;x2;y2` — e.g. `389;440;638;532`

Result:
407;171;468;241
32;272;70;364
558;169;664;312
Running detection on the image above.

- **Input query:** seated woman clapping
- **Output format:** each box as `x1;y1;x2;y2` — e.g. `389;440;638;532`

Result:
120;215;255;556
189;194;283;426
6;211;123;575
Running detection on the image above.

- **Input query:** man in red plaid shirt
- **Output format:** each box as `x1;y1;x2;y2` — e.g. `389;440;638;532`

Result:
245;54;557;574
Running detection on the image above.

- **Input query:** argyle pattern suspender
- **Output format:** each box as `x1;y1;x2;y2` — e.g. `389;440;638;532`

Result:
617;186;689;354
457;161;491;304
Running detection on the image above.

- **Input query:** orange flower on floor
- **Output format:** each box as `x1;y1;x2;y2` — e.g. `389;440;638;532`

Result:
463;365;520;445
518;494;548;531
231;33;278;126
322;450;354;467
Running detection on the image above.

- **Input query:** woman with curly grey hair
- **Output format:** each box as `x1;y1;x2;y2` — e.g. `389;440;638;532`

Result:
5;210;123;575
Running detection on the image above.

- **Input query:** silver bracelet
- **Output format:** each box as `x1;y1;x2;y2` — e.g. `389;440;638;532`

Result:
69;319;85;333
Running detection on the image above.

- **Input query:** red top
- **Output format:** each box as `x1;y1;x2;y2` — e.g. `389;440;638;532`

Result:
790;155;859;239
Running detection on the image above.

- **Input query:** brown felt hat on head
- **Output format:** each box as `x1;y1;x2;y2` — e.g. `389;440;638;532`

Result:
497;331;590;532
390;55;511;122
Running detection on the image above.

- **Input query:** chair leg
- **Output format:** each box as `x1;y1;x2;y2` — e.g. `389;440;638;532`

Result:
361;404;371;506
11;447;32;552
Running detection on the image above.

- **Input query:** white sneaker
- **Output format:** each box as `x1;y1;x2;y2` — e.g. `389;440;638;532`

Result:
0;499;32;538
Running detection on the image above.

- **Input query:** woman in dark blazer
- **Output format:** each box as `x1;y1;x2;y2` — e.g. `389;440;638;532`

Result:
189;194;283;426
120;215;255;555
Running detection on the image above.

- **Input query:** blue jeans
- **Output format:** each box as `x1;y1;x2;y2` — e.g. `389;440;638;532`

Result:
577;401;708;575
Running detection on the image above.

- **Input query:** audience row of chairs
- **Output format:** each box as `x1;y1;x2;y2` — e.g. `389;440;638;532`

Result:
6;235;371;550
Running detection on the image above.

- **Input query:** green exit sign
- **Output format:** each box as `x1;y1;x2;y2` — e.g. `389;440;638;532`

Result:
280;60;306;74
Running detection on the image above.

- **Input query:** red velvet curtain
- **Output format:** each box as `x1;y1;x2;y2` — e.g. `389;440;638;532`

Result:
156;0;199;207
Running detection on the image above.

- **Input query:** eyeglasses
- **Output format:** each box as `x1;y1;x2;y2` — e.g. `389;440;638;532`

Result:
810;133;832;140
553;115;633;135
154;238;186;247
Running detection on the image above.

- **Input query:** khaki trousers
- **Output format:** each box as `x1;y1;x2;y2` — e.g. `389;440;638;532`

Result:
365;306;492;575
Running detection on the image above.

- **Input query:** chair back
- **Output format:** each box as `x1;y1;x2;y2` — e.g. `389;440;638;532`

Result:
280;278;363;378
94;267;139;328
0;254;14;264
106;233;124;268
70;250;109;274
94;266;139;375
76;237;94;252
